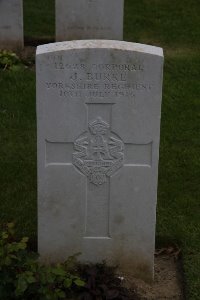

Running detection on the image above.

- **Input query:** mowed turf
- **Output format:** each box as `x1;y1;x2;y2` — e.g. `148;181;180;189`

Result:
0;70;37;241
0;0;200;299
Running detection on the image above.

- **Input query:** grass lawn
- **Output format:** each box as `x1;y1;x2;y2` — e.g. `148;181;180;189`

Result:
0;0;200;299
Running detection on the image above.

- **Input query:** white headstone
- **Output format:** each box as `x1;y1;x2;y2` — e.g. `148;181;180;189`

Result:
36;40;163;282
56;0;124;41
0;0;23;49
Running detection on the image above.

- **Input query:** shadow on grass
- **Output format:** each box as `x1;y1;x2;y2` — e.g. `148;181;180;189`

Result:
24;36;55;47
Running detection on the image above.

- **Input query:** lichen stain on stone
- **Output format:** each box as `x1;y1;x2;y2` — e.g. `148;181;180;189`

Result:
114;214;125;225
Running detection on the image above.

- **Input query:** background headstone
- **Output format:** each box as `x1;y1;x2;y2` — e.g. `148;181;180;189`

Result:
36;40;163;281
56;0;124;41
0;0;23;50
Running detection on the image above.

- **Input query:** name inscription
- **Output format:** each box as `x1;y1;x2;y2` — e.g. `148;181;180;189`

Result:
44;59;153;100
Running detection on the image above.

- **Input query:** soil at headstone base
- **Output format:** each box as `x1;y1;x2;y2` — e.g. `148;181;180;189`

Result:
16;46;36;68
121;255;184;300
75;254;184;300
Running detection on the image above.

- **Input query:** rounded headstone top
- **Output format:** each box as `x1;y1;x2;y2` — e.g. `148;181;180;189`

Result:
36;40;163;57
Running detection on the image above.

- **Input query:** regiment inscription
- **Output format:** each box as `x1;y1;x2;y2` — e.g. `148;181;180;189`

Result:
44;60;153;99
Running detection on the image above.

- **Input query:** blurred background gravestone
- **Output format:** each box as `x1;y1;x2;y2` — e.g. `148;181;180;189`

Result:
56;0;124;41
0;0;23;49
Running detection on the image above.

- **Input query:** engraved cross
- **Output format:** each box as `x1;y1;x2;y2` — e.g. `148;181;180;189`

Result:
46;103;152;239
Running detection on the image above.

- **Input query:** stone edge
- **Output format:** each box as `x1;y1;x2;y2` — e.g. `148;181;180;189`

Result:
36;40;163;57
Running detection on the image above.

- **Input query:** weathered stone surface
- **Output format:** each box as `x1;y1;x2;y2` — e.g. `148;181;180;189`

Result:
36;40;163;281
0;0;23;49
56;0;124;41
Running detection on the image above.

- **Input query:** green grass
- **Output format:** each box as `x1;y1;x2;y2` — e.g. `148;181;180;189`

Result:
124;0;200;49
1;0;200;299
157;54;200;299
24;0;55;39
0;70;37;242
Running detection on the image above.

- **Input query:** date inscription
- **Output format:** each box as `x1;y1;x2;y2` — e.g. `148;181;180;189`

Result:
44;60;153;100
